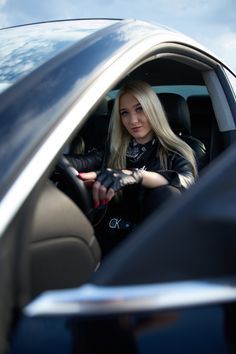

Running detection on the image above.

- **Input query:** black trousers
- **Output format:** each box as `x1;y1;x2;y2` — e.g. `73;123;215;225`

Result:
94;185;181;256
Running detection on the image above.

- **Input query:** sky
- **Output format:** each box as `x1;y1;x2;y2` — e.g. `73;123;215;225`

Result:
0;0;236;73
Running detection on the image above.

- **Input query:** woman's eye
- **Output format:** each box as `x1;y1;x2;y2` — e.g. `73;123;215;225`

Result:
136;106;143;113
120;111;128;117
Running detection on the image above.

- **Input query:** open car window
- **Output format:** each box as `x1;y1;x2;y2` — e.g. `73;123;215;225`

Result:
71;53;235;173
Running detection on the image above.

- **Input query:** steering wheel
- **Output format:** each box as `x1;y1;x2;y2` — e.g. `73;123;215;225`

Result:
56;156;93;221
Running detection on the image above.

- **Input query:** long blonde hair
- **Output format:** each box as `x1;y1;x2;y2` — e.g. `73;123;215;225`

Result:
108;80;197;177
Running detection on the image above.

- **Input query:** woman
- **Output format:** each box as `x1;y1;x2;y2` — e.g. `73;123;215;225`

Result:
67;80;197;254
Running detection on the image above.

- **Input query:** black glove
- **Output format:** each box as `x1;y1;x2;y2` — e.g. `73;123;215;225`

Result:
96;168;143;192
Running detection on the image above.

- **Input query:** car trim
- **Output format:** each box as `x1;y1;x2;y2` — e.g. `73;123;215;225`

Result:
0;18;122;31
204;70;236;131
25;277;236;316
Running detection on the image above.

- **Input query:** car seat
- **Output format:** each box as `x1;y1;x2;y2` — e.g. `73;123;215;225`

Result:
187;95;220;164
158;93;207;170
30;181;101;298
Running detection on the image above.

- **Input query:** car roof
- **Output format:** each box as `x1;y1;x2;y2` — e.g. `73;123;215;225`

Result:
0;18;216;95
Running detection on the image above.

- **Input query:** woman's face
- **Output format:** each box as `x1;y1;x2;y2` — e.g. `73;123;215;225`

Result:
119;92;154;144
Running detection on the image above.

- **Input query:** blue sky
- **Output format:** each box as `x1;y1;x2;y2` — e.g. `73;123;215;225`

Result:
0;0;236;72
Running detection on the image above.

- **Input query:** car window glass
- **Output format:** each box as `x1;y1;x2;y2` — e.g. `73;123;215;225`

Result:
108;85;208;100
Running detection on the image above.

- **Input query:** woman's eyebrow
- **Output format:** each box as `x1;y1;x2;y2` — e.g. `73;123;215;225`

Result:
119;102;141;112
120;102;141;111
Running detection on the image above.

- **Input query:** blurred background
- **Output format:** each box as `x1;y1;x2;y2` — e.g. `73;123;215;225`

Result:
0;0;235;73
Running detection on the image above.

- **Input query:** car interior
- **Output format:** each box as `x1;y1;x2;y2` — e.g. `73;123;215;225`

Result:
29;55;234;299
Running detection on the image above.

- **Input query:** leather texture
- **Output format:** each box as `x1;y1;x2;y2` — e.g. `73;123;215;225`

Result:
158;92;207;170
30;181;101;298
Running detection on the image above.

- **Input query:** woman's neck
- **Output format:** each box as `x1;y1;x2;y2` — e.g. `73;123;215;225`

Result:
135;134;154;145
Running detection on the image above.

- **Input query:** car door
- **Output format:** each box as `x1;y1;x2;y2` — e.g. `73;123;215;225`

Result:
2;23;236;353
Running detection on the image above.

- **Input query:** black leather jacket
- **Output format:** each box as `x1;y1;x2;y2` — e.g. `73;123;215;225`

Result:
66;140;195;190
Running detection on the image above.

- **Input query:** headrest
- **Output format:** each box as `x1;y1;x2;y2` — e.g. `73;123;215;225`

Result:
158;93;191;135
187;95;214;136
187;95;214;118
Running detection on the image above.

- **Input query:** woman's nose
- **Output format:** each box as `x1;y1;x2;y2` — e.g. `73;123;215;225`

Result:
130;112;139;124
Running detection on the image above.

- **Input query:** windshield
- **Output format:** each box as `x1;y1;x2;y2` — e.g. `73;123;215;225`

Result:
0;19;118;94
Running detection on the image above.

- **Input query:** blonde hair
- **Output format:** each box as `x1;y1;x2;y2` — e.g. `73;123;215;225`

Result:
108;80;197;177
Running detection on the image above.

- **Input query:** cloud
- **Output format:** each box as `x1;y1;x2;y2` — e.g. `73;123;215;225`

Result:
0;12;8;27
201;30;236;72
0;0;71;26
1;0;235;29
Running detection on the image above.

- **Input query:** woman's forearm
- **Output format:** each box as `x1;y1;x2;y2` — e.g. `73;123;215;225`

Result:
122;169;168;188
140;170;168;188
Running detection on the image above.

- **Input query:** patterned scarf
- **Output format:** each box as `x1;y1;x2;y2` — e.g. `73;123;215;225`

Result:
126;138;157;163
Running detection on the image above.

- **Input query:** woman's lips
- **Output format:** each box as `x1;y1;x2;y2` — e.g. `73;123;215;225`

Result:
131;126;142;132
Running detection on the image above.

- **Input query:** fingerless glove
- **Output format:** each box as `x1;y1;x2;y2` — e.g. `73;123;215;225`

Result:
96;168;143;192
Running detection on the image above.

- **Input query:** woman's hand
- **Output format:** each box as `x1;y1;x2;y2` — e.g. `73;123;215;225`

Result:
79;171;108;208
79;168;143;208
78;171;97;187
